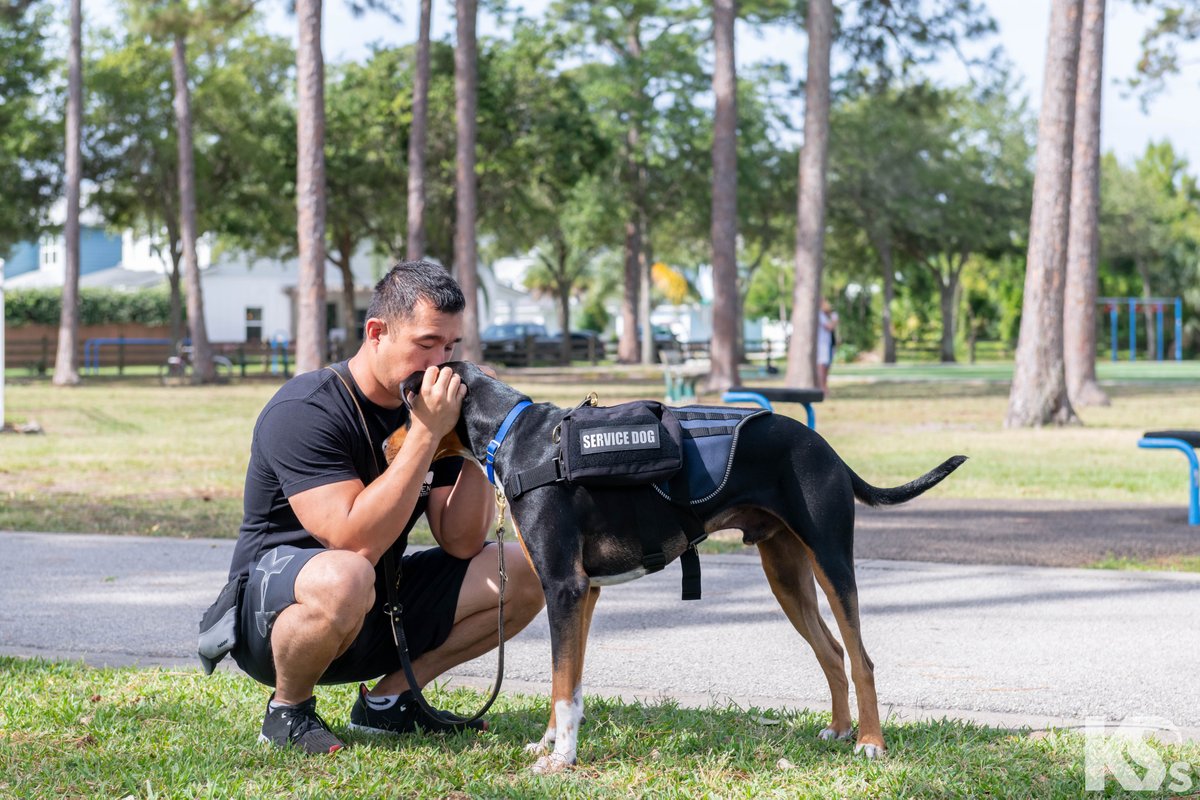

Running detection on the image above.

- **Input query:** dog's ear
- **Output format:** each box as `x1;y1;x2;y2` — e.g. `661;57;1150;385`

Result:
400;369;427;410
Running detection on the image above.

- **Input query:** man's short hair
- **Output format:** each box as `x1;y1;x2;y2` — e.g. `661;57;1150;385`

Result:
367;260;466;323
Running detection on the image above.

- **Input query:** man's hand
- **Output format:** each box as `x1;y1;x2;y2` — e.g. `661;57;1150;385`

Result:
408;365;466;439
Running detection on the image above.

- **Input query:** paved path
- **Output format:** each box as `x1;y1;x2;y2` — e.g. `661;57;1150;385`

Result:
854;498;1200;567
2;529;1197;740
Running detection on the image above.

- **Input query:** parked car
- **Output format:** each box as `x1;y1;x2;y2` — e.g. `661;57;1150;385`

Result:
481;323;549;365
633;324;681;357
481;323;608;365
544;330;607;362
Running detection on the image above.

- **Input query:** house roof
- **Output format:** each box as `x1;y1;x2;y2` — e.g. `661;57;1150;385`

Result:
5;265;167;291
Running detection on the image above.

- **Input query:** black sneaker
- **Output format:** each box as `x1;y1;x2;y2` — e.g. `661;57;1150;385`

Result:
347;683;488;735
258;695;346;754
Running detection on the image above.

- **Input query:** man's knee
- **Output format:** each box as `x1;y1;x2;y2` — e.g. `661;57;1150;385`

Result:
294;550;377;629
504;543;545;614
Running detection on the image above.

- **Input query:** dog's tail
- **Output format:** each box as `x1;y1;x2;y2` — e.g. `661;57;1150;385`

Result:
848;456;968;507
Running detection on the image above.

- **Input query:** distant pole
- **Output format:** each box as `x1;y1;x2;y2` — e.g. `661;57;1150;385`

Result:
1129;298;1136;361
1176;297;1184;361
1156;304;1164;361
1109;303;1117;362
1;258;6;427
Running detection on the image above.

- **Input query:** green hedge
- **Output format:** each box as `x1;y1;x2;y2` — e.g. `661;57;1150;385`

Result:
4;287;176;327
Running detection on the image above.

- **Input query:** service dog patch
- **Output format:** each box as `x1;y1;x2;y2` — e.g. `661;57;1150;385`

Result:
579;425;661;454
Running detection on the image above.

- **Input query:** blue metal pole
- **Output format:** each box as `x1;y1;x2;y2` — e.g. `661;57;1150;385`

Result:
1110;304;1118;362
1177;297;1184;361
1129;298;1137;361
1157;304;1165;361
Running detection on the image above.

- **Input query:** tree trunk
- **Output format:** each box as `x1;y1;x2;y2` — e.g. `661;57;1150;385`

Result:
619;211;640;363
1138;261;1156;359
172;33;215;384
880;241;897;364
784;0;832;389
53;0;83;386
336;231;359;354
406;0;432;262
639;218;653;365
167;230;184;350
1006;0;1083;427
295;0;327;373
557;271;572;365
937;268;959;363
454;0;482;361
707;0;739;392
619;22;646;365
1064;0;1109;407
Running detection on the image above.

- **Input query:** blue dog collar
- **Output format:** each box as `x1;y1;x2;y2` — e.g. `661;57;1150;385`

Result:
486;399;532;486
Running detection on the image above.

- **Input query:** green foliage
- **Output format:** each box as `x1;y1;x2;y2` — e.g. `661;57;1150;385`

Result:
5;287;175;327
1127;0;1200;106
85;14;296;262
0;0;60;254
1099;141;1200;356
323;47;411;262
825;77;1033;361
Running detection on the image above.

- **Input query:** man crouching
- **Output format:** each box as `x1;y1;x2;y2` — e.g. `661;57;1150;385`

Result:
223;260;544;753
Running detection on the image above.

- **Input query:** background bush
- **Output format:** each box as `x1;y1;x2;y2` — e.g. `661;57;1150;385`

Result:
5;287;175;327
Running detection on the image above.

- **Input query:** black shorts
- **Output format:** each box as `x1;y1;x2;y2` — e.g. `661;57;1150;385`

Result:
232;544;474;687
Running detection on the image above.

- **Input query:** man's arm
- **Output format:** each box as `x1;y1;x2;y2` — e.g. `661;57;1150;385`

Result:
288;366;464;565
425;461;495;559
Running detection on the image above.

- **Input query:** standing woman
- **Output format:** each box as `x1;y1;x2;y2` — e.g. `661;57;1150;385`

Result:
817;298;839;393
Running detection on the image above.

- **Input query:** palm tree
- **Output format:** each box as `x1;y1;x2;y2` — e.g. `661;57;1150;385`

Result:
454;0;482;360
295;0;328;372
784;0;832;390
407;0;432;261
53;0;83;387
1006;0;1083;427
1064;0;1109;407
171;28;216;382
707;0;739;392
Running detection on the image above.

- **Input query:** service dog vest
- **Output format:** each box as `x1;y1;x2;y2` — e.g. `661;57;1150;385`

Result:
504;399;770;601
654;405;769;505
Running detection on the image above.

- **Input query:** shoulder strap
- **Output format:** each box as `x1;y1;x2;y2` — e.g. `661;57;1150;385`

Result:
325;362;384;481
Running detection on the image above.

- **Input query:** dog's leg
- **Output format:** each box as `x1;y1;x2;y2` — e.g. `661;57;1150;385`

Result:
525;584;599;760
809;554;885;758
529;573;590;774
757;530;854;741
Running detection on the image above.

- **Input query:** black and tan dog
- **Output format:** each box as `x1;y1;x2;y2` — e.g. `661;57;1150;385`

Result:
389;362;966;773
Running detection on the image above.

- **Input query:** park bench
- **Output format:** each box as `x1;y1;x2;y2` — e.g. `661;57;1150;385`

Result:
1138;430;1200;526
661;350;709;403
721;386;824;429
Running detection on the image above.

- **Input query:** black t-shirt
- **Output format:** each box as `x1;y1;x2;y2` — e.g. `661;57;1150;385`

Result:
228;363;463;580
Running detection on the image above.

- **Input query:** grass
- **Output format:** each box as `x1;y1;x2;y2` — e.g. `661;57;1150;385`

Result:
5;370;1200;795
2;363;1200;537
1088;552;1200;572
3;657;1197;799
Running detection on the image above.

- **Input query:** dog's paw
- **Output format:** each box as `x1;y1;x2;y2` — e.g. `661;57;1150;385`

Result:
818;726;854;741
854;742;885;759
524;740;550;756
530;752;574;775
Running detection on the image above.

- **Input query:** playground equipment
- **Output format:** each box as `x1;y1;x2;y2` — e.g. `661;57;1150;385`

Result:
1100;297;1183;362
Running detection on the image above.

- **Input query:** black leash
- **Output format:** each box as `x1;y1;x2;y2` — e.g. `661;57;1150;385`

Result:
384;490;507;728
326;362;506;728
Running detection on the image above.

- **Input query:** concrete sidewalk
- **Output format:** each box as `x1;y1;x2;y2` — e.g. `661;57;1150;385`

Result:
2;530;1197;741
